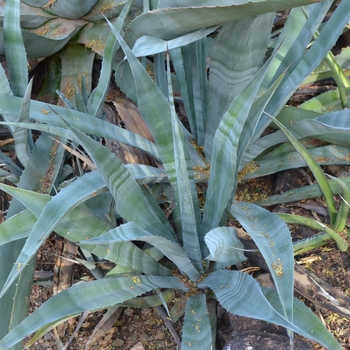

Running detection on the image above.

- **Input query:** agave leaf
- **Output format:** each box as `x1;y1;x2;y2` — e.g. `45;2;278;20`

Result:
0;171;109;297
82;241;171;276
244;110;350;167
300;86;350;113
0;63;11;95
13;79;33;167
169;47;193;138
198;270;341;350
250;145;350;179
88;0;133;117
0;1;55;28
0;210;36;247
80;222;200;281
119;289;174;308
58;44;96;105
24;314;77;349
273;107;350;147
256;176;350;207
0;184;50;217
262;287;343;350
202;44;273;231
167;53;202;270
181;294;212;350
258;0;350;134
60;119;176;240
0;98;160;159
0;276;188;350
110;21;204;244
35;0;99;19
0;132;65;349
125;0;319;46
230;201;294;322
159;0;316;6
82;0;143;22
0;168;19;183
266;1;331;89
3;0;27;97
0;193;115;247
303;47;350;85
204;14;274;157
132;26;217;57
20;18;87;58
204;226;246;264
236;73;285;173
189;38;207;145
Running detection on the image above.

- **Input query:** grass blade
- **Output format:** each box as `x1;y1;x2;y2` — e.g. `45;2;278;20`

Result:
265;114;337;226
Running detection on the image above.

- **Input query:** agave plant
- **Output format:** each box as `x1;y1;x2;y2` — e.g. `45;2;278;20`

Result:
0;0;144;105
1;0;350;349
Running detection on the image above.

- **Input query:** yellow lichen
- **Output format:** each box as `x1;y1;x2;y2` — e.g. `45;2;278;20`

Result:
86;38;105;52
43;0;56;9
100;2;113;12
238;161;259;182
271;258;284;277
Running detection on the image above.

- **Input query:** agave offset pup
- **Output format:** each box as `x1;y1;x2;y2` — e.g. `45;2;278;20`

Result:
1;0;350;349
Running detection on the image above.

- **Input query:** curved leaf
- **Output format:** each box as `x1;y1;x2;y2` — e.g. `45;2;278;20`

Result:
266;116;337;225
0;97;160;159
0;276;188;350
125;0;318;46
230;201;294;322
0;171;108;297
80;222;200;281
132;26;217;57
257;0;350;138
204;227;246;264
249;145;350;179
88;0;132;117
262;287;343;350
82;241;171;276
244;109;350;166
198;270;341;350
60;119;176;241
37;0;98;19
0;184;50;217
0;194;115;246
256;176;350;207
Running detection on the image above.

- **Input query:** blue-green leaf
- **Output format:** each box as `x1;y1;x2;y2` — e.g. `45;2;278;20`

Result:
230;201;294;322
204;226;246;264
80;222;200;281
0;276;188;350
181;294;212;350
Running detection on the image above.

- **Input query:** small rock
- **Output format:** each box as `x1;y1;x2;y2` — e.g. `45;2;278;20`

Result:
112;338;125;347
139;332;150;340
130;342;146;350
155;331;165;340
104;332;113;342
124;308;134;316
222;331;312;350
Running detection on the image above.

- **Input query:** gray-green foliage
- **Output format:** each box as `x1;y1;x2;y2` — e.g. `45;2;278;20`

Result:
0;0;350;349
